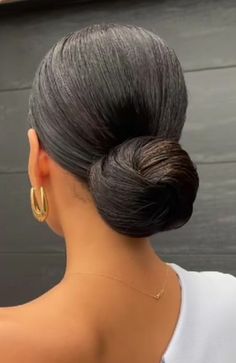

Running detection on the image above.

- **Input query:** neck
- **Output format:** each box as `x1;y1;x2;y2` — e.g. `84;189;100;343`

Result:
59;201;165;283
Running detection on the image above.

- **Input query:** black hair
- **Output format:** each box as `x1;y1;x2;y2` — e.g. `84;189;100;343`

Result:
27;23;199;238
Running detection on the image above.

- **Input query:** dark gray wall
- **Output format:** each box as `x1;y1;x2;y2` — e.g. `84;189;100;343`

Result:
0;0;236;306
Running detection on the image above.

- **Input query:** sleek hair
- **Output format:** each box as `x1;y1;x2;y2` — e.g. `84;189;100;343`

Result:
27;23;199;238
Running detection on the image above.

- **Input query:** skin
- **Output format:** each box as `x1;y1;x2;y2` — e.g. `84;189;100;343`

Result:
0;128;182;362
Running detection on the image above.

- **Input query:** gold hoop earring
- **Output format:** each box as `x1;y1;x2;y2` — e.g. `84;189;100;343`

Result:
30;186;49;222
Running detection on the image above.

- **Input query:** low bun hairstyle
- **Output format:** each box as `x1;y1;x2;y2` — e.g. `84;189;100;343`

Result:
28;23;199;238
89;136;198;237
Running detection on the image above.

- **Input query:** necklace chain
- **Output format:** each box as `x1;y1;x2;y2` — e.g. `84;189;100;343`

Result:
66;263;170;301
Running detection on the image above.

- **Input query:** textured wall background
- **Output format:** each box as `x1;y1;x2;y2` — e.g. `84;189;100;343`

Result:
0;0;236;306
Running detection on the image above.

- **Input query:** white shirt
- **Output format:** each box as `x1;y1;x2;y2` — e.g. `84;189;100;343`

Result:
160;262;236;363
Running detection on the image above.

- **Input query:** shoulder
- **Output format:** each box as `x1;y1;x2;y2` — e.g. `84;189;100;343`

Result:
173;263;236;333
168;265;236;361
198;269;236;316
175;262;236;296
196;269;236;300
184;267;236;304
0;306;101;363
194;270;236;357
184;268;236;333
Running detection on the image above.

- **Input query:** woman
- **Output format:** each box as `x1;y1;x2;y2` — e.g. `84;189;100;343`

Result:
1;23;235;362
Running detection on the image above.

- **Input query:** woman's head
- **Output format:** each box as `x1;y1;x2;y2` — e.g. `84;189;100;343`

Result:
27;23;199;238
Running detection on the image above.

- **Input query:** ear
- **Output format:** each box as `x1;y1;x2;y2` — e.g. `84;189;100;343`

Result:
27;128;42;188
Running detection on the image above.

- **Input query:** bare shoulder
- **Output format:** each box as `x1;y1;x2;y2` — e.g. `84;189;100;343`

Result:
0;289;103;363
0;320;98;362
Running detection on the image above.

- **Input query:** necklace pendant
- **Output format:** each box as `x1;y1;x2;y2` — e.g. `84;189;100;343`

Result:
155;289;164;299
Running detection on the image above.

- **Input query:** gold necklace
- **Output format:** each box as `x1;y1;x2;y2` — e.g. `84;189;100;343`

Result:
66;263;170;301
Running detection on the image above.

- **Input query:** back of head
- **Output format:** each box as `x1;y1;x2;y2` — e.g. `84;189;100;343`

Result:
28;23;199;238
